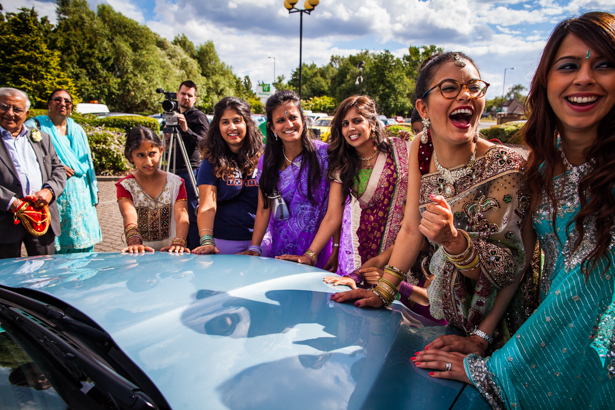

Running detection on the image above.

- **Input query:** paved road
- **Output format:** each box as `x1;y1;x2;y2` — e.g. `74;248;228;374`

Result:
94;180;124;253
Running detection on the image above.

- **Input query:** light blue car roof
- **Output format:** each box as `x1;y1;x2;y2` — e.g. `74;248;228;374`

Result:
0;253;488;410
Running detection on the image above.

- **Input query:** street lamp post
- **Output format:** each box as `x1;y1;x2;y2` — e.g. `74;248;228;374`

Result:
268;56;276;84
356;61;365;95
500;67;515;123
284;0;319;100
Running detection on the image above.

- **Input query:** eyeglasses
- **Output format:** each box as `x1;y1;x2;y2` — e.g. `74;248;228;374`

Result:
0;103;26;115
51;97;73;106
421;79;490;100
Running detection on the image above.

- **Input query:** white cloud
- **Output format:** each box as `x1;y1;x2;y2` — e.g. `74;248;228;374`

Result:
7;0;615;99
3;0;58;23
105;0;146;23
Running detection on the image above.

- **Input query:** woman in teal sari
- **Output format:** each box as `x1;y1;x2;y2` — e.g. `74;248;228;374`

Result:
412;12;615;409
25;89;101;253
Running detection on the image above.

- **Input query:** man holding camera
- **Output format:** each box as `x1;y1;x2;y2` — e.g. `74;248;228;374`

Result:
166;80;209;250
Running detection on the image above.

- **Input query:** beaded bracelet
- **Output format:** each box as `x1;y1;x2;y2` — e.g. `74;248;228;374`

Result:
171;237;187;248
303;249;317;266
200;234;215;247
199;228;213;234
248;245;262;256
383;265;405;281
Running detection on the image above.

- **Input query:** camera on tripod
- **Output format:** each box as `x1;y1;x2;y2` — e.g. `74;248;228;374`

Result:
156;88;179;130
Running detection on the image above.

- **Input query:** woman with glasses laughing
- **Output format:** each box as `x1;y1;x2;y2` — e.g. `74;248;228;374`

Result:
332;52;540;357
25;89;101;253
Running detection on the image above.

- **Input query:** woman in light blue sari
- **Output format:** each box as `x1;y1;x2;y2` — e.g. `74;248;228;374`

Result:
412;12;615;409
25;89;102;253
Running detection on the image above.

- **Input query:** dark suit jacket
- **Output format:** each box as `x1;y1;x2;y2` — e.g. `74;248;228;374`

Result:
0;126;66;243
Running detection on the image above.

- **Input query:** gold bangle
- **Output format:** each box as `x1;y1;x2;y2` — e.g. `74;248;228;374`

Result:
384;266;405;281
303;249;317;266
443;230;472;262
378;282;397;298
455;253;480;271
373;285;395;306
380;278;399;293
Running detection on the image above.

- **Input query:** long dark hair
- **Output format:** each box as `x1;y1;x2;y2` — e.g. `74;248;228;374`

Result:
327;95;389;203
199;97;263;178
260;90;322;208
524;11;615;276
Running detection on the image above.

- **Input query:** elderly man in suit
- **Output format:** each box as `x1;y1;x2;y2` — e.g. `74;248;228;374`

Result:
0;87;66;258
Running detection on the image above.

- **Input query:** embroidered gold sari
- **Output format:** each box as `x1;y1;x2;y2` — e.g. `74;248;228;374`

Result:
417;145;540;345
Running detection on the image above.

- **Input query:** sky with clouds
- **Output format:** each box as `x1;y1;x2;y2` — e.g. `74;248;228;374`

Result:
6;0;615;99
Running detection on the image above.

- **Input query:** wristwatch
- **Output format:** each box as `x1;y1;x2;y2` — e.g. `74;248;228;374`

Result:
470;327;494;345
43;184;55;199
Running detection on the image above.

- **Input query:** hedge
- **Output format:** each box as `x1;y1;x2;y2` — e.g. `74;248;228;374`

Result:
83;125;130;175
480;122;525;145
89;116;160;133
386;124;414;140
25;110;160;175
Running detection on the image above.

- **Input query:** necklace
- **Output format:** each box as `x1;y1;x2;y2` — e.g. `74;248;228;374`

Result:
433;144;477;198
358;149;378;169
283;148;302;167
557;135;594;184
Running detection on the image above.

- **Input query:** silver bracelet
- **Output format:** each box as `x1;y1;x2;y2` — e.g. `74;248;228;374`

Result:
332;243;340;248
199;228;213;234
248;245;262;256
470;327;494;345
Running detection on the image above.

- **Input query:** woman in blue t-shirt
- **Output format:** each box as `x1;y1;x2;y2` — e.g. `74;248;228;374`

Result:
193;97;264;254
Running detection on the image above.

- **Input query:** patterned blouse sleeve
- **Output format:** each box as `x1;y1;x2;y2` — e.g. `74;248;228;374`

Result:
176;180;188;201
469;180;530;290
116;180;133;202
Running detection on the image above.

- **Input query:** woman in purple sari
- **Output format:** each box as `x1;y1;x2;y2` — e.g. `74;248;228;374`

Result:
238;90;334;269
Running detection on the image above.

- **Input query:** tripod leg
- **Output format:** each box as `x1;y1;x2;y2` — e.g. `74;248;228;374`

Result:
174;129;200;200
165;132;174;173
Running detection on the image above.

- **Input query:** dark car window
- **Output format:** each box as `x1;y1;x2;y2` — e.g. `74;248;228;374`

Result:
314;119;331;126
0;329;68;409
0;325;119;410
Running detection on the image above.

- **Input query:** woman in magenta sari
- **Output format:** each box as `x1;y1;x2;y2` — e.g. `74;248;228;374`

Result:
279;95;435;317
238;90;334;269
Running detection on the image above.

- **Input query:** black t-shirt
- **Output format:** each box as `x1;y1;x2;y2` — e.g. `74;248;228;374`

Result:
197;158;259;241
171;106;209;170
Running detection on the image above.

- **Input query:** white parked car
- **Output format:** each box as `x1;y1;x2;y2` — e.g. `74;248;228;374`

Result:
75;103;110;115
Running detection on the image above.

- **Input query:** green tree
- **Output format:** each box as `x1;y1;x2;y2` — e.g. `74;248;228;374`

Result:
96;4;204;113
242;75;254;97
248;97;264;114
287;62;337;99
172;33;197;59
505;84;527;103
272;75;293;92
194;40;248;112
302;96;337;114
0;7;76;107
403;45;443;81
365;51;413;117
53;0;117;106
